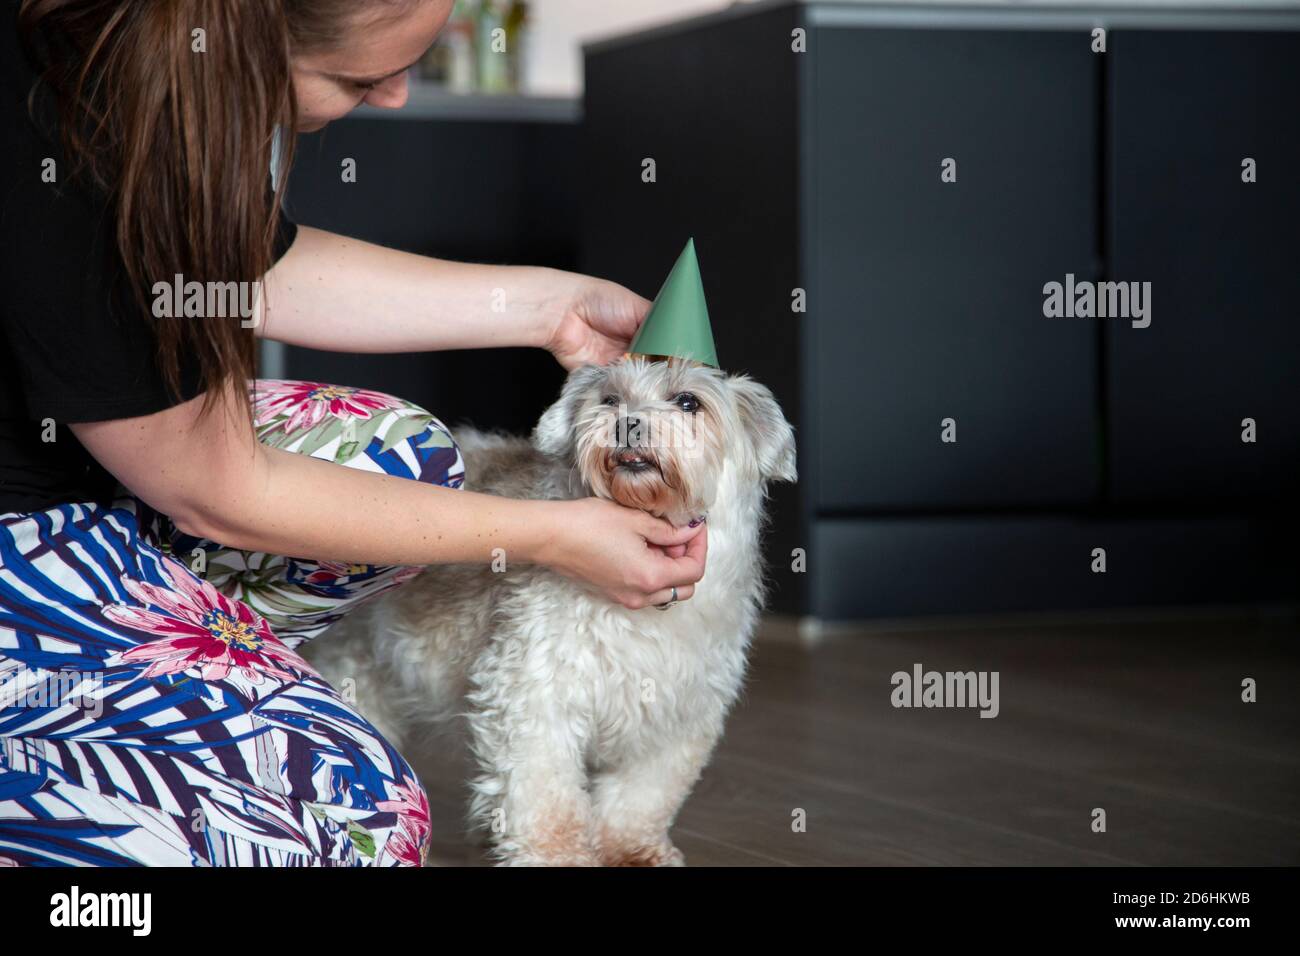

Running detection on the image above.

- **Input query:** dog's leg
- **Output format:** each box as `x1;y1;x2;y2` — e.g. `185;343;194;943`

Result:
467;721;600;867
589;733;719;867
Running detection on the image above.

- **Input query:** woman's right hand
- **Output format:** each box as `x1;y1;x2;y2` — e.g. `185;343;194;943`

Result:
535;498;708;609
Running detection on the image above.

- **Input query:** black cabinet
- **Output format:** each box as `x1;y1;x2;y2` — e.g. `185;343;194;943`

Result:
811;27;1100;512
583;2;1300;621
584;3;808;612
1108;29;1300;506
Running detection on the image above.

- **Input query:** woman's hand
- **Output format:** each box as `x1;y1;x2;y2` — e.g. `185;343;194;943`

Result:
543;275;652;371
534;498;708;609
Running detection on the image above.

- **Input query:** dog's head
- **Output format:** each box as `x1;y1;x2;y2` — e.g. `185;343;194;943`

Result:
532;357;797;526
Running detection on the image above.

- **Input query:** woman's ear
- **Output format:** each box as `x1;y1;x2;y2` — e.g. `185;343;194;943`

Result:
532;365;604;459
730;375;797;483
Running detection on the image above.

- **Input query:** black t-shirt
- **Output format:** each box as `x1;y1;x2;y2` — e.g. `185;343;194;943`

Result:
0;10;297;514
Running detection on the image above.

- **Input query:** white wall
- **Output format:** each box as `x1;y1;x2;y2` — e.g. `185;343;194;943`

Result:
524;0;737;96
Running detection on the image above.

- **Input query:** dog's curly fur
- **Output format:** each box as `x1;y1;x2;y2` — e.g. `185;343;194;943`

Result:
308;358;796;865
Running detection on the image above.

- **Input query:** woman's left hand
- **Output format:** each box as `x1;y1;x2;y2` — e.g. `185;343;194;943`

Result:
543;276;651;371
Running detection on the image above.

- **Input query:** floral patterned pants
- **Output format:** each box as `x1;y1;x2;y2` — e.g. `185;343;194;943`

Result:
0;380;464;866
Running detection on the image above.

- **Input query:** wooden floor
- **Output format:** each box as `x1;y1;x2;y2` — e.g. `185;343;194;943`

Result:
407;607;1300;866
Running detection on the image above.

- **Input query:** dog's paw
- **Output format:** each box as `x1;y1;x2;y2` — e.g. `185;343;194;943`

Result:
599;839;686;867
490;829;603;867
497;848;602;867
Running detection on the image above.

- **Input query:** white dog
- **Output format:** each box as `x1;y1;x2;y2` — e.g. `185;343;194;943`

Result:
310;357;797;865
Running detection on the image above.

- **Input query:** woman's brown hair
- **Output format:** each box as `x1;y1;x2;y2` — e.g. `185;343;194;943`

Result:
16;0;400;414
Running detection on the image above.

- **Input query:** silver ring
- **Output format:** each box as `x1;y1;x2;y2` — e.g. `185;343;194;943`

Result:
655;586;679;611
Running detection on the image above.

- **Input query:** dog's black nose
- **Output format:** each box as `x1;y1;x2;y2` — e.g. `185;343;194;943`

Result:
616;416;645;446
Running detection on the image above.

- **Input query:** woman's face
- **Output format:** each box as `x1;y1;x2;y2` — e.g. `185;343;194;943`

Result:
291;1;452;132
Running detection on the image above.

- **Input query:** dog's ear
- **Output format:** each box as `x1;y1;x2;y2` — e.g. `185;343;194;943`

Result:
730;375;797;483
532;365;604;459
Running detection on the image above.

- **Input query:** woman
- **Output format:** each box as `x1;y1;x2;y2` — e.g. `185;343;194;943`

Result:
0;0;707;866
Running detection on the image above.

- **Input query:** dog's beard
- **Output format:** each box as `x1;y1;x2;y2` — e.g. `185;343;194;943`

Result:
595;446;686;517
575;417;721;527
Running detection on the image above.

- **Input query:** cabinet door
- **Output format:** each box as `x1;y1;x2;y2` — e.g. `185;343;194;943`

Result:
1108;30;1300;505
811;28;1101;512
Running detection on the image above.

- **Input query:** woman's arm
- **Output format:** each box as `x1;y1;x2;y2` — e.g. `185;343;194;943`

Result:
70;380;707;609
257;225;648;367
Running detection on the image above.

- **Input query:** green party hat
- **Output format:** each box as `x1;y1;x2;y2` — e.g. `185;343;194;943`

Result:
625;238;719;369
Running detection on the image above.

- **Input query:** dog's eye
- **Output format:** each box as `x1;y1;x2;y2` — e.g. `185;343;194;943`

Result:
672;392;700;413
601;395;619;407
